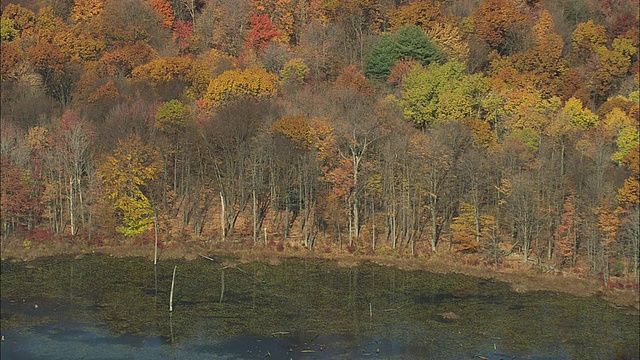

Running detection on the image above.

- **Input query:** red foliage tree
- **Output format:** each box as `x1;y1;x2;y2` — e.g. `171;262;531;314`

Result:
173;20;193;54
244;14;281;52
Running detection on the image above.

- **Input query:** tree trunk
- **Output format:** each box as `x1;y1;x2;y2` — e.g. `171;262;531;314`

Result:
371;197;376;251
430;195;438;252
69;176;75;235
252;188;258;246
220;192;226;240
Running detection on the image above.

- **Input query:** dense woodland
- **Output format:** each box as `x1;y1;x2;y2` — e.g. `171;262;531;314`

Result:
0;0;638;283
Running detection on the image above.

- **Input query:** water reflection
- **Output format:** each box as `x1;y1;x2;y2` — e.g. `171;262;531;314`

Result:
1;255;638;359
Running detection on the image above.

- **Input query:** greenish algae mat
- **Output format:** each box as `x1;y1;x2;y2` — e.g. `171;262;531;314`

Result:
1;255;638;359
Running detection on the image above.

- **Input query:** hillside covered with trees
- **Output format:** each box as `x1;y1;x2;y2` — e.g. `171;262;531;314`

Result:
1;0;638;284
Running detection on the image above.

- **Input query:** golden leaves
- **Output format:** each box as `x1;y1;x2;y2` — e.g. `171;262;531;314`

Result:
532;9;554;44
87;80;120;103
562;97;599;129
98;135;161;236
451;202;496;253
553;194;577;267
595;205;622;250
199;67;279;110
451;202;481;252
617;177;639;207
132;56;193;86
280;58;309;83
572;20;607;53
71;0;104;23
426;22;469;63
53;27;105;62
155;99;192;135
270;115;315;149
388;0;441;32
26;126;49;151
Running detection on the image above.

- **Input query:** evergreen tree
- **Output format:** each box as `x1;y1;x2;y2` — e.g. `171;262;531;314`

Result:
396;25;442;66
365;33;398;80
365;25;441;81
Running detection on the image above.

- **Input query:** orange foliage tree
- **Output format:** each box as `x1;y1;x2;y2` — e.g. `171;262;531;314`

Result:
148;0;174;29
388;0;442;31
472;0;524;51
553;194;577;269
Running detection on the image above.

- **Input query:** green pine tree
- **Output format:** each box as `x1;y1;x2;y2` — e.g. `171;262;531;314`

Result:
396;25;442;66
365;33;398;80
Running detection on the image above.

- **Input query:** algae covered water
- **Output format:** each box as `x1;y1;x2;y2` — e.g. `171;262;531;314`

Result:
1;255;638;359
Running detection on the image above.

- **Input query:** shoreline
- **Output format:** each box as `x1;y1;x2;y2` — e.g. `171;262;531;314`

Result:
1;238;638;311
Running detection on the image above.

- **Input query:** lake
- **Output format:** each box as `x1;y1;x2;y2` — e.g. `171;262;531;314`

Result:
1;255;638;359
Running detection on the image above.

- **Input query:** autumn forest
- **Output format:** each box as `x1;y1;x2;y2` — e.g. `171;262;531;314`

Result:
0;0;638;284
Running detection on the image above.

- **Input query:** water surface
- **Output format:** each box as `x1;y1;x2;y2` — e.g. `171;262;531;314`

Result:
1;255;638;359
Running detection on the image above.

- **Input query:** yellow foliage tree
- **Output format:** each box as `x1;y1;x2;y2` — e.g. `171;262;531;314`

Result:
562;97;599;129
553;194;577;268
592;37;637;98
98;135;161;236
595;205;622;261
71;0;104;23
451;202;480;252
26;126;50;151
131;56;213;99
270;114;315;149
199;67;279;110
53;26;105;62
147;0;174;29
572;20;607;54
451;202;496;253
426;22;469;63
617;143;639;208
532;9;554;43
388;0;442;31
132;56;193;86
280;58;310;83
